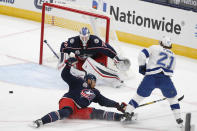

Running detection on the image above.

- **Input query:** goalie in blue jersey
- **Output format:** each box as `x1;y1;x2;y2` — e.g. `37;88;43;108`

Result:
58;27;131;88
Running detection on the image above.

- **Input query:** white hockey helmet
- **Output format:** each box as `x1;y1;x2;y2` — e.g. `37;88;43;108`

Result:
79;27;90;47
160;36;172;48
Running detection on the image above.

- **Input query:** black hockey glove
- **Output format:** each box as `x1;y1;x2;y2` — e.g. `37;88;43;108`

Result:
116;102;127;113
65;57;78;66
139;65;146;75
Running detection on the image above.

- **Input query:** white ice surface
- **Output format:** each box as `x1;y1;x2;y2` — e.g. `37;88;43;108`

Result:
0;14;197;131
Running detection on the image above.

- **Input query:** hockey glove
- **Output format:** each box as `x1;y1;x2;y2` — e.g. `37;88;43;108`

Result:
116;102;127;113
65;57;78;66
57;53;66;70
113;56;131;71
139;65;146;75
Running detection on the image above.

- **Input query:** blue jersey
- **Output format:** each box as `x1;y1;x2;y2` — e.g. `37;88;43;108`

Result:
61;64;119;108
60;35;117;61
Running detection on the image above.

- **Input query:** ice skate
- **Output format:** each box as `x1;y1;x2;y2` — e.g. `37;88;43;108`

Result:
32;119;43;128
121;112;137;124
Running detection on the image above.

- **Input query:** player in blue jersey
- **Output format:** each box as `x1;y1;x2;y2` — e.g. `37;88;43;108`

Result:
122;36;183;128
32;57;129;128
58;27;130;88
58;27;129;70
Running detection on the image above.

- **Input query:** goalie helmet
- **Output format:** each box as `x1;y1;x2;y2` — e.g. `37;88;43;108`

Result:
160;36;172;48
84;73;97;82
79;27;90;48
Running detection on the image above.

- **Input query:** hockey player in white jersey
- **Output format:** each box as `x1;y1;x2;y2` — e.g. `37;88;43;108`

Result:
122;36;183;127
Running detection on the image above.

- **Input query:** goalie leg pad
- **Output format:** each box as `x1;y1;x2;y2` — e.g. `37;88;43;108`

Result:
82;57;123;87
70;67;86;78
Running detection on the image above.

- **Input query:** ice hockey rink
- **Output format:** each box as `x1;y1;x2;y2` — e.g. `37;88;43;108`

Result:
0;14;197;131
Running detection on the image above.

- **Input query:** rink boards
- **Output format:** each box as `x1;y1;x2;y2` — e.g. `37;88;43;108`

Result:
0;0;197;59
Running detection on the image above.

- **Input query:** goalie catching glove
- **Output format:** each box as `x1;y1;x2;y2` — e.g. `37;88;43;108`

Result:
113;56;131;71
65;57;78;66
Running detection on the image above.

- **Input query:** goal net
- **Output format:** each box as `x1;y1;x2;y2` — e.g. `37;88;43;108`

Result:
39;3;117;68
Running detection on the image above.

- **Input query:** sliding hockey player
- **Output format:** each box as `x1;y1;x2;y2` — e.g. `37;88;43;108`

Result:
122;36;184;128
32;57;131;128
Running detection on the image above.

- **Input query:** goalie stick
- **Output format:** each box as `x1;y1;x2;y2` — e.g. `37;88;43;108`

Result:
137;95;184;108
43;40;59;59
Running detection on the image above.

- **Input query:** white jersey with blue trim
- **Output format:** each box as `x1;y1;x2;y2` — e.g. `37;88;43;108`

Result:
138;45;176;76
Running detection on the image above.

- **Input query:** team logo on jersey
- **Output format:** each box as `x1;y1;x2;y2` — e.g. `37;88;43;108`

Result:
75;50;80;55
94;38;99;44
82;82;88;88
81;89;96;101
70;38;75;44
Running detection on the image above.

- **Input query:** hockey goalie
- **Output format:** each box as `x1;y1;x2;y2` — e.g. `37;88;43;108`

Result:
58;27;131;88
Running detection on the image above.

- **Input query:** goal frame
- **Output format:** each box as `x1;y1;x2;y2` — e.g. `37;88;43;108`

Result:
39;2;111;65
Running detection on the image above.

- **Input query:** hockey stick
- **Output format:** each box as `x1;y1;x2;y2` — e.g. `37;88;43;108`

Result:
138;95;184;108
43;40;59;59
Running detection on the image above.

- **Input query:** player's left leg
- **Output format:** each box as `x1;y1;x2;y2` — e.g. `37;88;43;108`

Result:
90;108;123;121
159;75;183;127
69;107;123;121
32;98;75;128
32;107;73;128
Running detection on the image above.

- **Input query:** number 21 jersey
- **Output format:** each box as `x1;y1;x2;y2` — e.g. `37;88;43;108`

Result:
138;45;176;76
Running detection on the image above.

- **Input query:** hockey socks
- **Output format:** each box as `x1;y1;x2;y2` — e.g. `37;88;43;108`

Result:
103;111;122;121
167;97;183;127
90;109;122;121
126;94;145;113
41;108;72;124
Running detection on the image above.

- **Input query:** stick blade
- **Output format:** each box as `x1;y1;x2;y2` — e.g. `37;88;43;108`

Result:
178;95;184;101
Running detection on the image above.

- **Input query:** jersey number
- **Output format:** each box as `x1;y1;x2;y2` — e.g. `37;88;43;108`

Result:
157;52;174;69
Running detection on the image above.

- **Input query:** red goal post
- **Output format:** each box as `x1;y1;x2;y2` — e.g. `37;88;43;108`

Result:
39;2;112;67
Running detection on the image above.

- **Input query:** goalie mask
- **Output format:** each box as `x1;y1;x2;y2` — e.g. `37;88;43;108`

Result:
79;27;90;48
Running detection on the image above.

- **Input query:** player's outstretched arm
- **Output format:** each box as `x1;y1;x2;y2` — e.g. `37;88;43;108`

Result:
61;57;78;86
94;91;126;113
